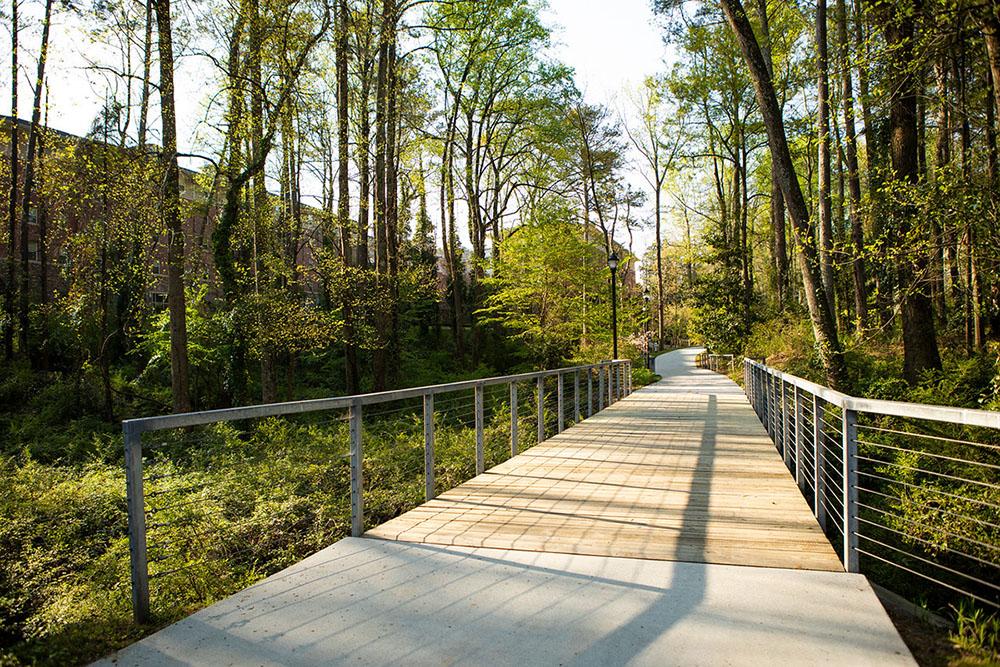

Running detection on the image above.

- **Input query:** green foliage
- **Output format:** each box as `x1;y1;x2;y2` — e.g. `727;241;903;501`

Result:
0;403;525;666
480;209;624;367
631;365;660;388
950;601;1000;662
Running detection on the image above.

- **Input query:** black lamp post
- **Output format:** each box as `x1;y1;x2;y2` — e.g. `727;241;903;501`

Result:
643;288;651;370
608;251;619;359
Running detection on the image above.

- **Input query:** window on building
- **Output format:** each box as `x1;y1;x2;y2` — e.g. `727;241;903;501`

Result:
27;241;40;263
27;207;38;226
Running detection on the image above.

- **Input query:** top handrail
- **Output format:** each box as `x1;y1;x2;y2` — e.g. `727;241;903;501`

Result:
124;359;632;435
745;359;1000;430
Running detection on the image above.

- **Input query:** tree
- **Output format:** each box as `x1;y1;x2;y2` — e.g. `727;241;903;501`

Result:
836;0;867;331
154;0;192;412
624;77;685;348
18;0;54;360
4;0;18;360
714;0;848;389
875;0;942;382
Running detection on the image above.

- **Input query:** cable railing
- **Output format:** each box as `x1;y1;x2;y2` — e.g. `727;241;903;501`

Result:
123;359;632;624
742;358;999;615
695;352;737;374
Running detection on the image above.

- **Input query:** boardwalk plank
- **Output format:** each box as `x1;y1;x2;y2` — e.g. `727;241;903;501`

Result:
367;352;844;572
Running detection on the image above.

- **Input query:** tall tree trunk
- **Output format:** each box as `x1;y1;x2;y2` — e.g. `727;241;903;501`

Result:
337;0;360;393
881;0;942;381
837;0;868;331
37;103;47;309
719;0;848;390
4;0;18;361
246;0;278;404
385;31;400;386
654;176;665;345
18;0;53;360
755;0;788;311
357;65;371;269
980;7;1000;155
371;2;389;391
138;0;153;147
855;0;893;332
155;0;192;412
816;0;836;308
932;56;950;320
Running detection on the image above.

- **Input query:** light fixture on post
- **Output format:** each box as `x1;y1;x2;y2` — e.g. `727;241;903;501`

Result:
643;288;651;370
608;250;619;359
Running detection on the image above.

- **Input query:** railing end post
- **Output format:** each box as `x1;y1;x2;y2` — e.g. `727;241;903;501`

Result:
842;407;859;573
124;422;150;625
350;401;364;537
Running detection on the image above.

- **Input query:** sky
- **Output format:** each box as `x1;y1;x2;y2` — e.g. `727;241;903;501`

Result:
4;0;674;275
543;0;674;274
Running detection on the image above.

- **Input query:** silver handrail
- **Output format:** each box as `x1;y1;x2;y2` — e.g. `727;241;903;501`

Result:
741;358;999;613
124;359;632;622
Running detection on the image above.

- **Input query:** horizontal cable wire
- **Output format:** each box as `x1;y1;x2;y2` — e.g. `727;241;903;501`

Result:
856;501;1000;554
856;470;1000;511
856;548;999;610
856;515;1000;570
856;440;1000;472
856;456;1000;491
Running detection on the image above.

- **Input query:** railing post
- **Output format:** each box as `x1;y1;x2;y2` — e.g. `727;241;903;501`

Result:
124;422;150;624
475;383;485;475
842;407;859;572
537;376;545;443
598;366;605;411
767;369;778;442
813;394;826;529
794;386;804;488
765;371;773;437
423;393;435;500
510;382;518;456
608;364;614;405
557;372;565;433
350;400;364;537
574;371;581;422
587;368;593;417
782;380;792;467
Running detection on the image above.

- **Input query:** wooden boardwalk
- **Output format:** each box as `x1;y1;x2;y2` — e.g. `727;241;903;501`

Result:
98;349;914;666
369;349;842;571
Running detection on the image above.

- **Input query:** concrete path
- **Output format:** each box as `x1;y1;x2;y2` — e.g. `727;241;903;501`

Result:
95;349;915;666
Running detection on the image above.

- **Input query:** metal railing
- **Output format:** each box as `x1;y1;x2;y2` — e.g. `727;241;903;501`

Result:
696;352;736;374
123;359;632;623
742;359;999;613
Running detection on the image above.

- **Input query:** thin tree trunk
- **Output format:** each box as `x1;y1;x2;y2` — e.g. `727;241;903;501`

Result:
654;180;665;345
337;0;360;393
816;0;836;307
837;0;868;331
4;0;18;360
385;31;400;386
138;0;153;147
18;0;53;360
719;0;848;390
932;56;950;320
371;3;389;391
755;0;788;310
357;62;371;269
155;0;192;412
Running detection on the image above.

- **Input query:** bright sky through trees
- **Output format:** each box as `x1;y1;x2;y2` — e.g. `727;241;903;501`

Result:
2;0;672;268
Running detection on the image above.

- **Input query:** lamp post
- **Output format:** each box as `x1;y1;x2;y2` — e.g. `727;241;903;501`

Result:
608;251;619;359
643;288;651;370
